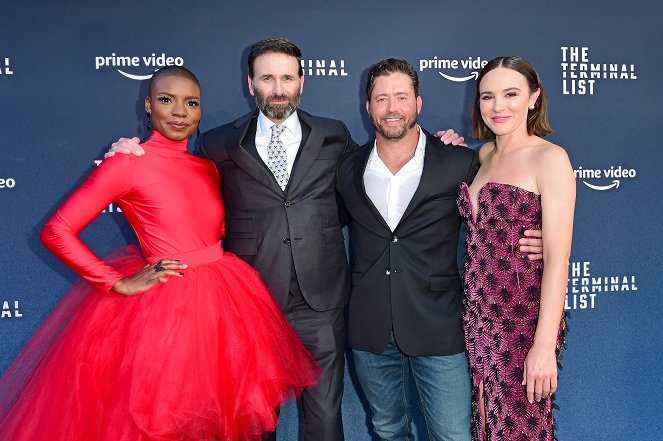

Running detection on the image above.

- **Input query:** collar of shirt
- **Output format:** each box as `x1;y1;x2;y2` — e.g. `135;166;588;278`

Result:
366;125;426;172
256;110;302;140
363;126;427;231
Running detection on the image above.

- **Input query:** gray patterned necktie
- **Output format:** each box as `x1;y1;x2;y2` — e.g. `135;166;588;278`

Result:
268;124;289;191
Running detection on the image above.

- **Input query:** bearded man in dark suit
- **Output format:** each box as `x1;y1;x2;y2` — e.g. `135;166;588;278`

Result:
199;38;355;441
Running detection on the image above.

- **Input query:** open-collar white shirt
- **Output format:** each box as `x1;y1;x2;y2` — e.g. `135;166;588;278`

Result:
364;126;426;232
255;110;303;176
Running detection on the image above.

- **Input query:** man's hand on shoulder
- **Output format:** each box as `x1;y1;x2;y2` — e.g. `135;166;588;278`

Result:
104;137;144;159
434;129;466;147
519;229;543;260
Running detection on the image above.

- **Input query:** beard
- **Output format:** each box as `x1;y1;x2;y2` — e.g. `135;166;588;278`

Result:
372;112;418;140
254;88;301;121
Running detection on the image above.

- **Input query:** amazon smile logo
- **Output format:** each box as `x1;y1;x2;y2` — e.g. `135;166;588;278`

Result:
574;165;637;191
419;56;487;82
94;53;184;80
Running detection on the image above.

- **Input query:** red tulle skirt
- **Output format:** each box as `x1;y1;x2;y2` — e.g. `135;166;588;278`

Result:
0;245;319;440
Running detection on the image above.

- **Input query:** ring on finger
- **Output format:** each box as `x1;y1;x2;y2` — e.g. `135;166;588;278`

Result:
154;260;165;272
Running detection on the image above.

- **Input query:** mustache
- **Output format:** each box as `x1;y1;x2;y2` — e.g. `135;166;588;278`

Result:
268;94;290;102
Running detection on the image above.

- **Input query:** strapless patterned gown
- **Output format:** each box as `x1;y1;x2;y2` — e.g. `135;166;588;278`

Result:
457;182;565;441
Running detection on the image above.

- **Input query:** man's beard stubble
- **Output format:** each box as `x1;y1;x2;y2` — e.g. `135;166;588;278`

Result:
372;112;418;141
255;89;302;121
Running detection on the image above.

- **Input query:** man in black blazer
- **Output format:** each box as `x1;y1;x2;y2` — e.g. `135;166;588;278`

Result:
336;59;488;440
198;39;356;441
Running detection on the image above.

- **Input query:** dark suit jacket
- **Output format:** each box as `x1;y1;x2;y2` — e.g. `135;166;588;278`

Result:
199;110;357;311
336;130;480;356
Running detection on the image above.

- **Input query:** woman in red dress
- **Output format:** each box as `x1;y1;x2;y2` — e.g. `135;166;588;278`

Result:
0;66;319;441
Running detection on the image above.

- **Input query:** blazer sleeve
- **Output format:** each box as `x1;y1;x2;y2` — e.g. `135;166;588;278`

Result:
466;149;480;183
341;121;359;154
335;162;351;227
195;131;209;159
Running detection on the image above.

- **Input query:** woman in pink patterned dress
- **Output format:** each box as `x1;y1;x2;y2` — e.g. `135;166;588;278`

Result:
457;56;575;441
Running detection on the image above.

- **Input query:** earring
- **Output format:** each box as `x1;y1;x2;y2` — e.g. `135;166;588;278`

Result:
146;112;152;130
528;104;535;110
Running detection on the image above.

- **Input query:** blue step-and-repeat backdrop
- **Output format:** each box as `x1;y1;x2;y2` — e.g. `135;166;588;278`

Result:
1;1;661;439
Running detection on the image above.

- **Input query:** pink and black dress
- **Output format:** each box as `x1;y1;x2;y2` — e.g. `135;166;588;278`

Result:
457;182;566;441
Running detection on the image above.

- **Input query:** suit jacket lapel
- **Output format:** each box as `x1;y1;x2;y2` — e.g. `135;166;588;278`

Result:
355;144;392;234
226;111;284;197
286;111;320;192
395;132;437;231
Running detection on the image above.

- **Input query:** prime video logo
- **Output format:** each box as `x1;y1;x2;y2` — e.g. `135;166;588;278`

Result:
573;165;637;191
419;56;488;82
95;53;184;80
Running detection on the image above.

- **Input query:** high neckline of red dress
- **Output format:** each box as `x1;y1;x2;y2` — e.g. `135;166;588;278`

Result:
141;130;189;153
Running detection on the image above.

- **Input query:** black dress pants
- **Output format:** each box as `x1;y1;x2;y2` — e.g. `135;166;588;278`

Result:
264;290;346;441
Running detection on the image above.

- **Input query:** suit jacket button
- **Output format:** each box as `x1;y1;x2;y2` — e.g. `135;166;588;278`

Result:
283;237;291;244
284;200;292;207
385;269;391;275
391;236;398;243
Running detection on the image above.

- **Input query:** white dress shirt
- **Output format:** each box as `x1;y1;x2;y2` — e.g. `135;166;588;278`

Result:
255;110;303;176
364;126;426;231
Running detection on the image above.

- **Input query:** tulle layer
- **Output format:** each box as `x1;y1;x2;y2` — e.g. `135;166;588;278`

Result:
0;245;319;441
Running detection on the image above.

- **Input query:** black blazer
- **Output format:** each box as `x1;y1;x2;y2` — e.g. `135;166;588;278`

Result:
336;130;479;356
200;110;357;311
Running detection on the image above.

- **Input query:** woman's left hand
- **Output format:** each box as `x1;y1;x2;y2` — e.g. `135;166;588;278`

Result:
522;343;558;403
